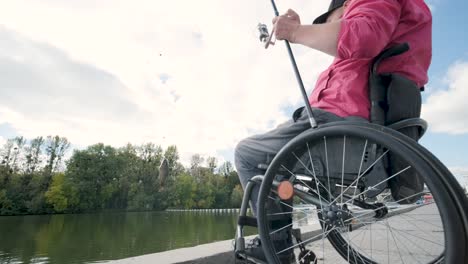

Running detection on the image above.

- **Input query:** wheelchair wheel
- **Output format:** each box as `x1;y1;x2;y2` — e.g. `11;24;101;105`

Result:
257;123;468;264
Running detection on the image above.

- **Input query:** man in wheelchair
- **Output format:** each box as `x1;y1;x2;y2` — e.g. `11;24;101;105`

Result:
234;0;432;263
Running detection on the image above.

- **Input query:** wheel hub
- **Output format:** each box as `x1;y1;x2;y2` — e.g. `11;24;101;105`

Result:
322;204;353;227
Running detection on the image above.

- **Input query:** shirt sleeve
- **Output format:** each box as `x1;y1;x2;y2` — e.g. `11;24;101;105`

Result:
337;0;402;59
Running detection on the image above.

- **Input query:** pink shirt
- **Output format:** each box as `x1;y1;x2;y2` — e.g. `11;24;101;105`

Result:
309;0;432;120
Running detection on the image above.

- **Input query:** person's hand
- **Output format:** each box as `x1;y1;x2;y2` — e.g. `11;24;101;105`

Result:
272;9;301;43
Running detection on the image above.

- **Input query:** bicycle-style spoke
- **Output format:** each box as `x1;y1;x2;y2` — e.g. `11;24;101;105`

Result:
391;228;439;257
304;143;329;264
399;213;443;229
271;170;440;263
385;218;406;264
387;223;390;263
330;149;389;205
267;209;318;216
289;152;332;199
343;165;412;205
276;225;339;255
341;219;369;264
341;135;346;205
351;139;369;207
323;136;331;200
369;222;373;259
343;191;427;225
257;130;456;264
267;195;321;216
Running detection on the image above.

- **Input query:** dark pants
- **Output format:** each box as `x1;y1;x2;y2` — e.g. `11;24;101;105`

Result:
234;107;347;215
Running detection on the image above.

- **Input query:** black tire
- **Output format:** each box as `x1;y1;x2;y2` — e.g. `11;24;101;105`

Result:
257;123;467;264
344;122;468;262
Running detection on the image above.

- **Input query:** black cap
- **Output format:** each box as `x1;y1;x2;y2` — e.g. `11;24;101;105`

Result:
313;0;346;24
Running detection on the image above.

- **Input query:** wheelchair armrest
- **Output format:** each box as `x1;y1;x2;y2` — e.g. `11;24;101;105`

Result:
387;118;428;138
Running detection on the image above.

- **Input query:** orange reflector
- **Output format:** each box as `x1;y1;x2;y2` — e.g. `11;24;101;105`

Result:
277;181;294;200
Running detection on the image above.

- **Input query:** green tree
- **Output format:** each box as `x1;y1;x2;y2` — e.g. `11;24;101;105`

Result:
194;181;215;208
44;136;70;174
1;173;27;214
0;133;244;215
0;137;26;173
190;154;204;180
0;139;14;170
172;173;196;209
45;173;68;212
25;172;54;214
164;145;183;177
24;136;45;174
230;184;244;208
10;136;26;173
66;144;124;211
206;156;217;173
219;161;234;177
212;175;231;208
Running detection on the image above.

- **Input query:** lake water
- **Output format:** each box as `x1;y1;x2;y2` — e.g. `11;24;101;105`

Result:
0;211;257;264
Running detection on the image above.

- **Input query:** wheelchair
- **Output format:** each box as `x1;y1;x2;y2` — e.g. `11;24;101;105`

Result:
234;44;468;264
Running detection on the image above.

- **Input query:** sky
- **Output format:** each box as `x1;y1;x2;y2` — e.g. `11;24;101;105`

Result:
0;0;467;182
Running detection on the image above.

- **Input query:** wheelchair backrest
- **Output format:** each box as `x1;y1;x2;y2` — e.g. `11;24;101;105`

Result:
368;44;427;201
368;43;425;141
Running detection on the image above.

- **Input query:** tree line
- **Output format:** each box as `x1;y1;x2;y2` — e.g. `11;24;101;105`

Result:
0;136;244;215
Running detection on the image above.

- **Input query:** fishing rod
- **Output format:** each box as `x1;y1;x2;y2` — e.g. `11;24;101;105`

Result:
258;0;318;129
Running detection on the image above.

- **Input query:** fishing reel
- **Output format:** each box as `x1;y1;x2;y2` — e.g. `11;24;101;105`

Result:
257;23;276;49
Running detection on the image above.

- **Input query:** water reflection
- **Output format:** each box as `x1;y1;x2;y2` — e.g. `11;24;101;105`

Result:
0;211;252;264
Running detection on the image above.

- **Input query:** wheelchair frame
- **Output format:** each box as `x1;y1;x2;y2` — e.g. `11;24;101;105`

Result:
234;120;468;264
233;1;464;261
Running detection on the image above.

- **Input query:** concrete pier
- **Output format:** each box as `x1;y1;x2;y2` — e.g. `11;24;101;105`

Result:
104;204;441;264
102;237;248;264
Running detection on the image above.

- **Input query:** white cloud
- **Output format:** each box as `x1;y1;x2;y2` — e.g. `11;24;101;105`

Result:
422;61;468;134
0;0;331;164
